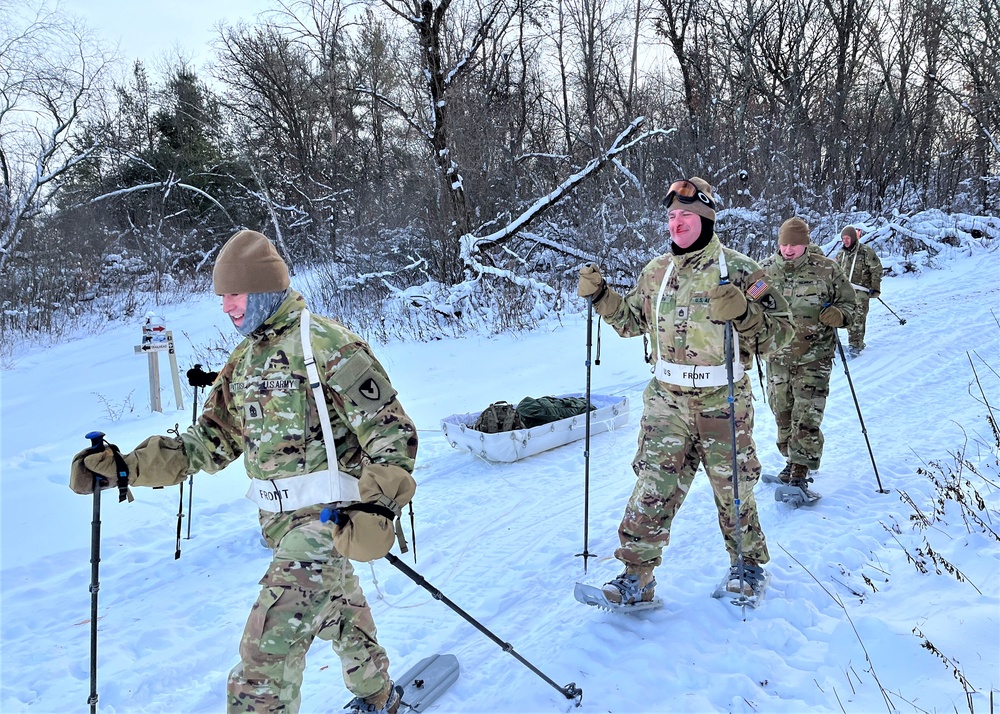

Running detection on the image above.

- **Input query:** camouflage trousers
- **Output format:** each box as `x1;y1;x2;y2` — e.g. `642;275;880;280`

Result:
847;292;871;349
228;518;389;713
616;377;769;569
766;357;833;470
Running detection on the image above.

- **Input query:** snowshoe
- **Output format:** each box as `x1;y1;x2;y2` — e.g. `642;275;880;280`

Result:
345;654;459;714
712;562;769;608
574;582;663;613
774;482;822;507
773;464;821;507
575;567;662;613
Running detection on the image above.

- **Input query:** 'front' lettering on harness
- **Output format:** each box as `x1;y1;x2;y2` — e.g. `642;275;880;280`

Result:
258;488;290;501
683;370;711;381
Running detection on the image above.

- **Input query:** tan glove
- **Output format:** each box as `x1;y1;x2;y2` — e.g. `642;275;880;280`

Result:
70;445;131;495
577;264;623;318
819;305;847;327
332;463;417;562
577;264;604;298
69;436;189;495
709;283;748;322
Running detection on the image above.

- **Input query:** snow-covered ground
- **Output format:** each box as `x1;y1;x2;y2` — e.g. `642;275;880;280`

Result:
2;247;998;713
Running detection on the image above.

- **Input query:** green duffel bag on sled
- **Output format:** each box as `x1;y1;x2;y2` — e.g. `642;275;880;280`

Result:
515;395;594;428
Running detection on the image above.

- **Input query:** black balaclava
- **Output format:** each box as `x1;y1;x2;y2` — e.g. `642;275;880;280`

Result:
672;217;715;255
238;289;288;336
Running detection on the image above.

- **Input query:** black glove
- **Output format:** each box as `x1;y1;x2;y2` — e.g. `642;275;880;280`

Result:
186;364;218;388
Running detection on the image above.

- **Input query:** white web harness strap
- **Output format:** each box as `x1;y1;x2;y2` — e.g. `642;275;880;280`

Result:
651;249;744;388
242;309;362;513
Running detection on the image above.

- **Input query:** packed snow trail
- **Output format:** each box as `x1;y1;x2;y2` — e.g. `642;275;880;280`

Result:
1;252;997;713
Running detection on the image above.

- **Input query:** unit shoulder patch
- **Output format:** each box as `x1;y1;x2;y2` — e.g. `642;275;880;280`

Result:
332;349;397;410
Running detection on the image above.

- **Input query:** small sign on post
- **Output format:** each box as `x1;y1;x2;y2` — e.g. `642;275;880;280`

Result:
134;313;184;412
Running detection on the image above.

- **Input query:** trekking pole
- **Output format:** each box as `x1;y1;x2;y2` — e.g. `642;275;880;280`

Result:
184;364;217;540
174;481;184;560
576;298;595;572
382;552;583;705
723;316;749;616
876;296;906;325
82;430;130;713
834;333;889;493
185;384;198;541
84;431;107;714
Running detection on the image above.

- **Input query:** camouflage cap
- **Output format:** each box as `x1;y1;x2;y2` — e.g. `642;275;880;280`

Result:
213;230;290;295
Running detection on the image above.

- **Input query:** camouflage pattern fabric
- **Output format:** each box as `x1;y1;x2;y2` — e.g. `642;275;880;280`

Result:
836;241;883;349
836;241;882;295
765;357;833;470
181;290;417;486
760;249;857;366
616;376;770;568
228;520;389;713
600;236;794;369
175;289;416;712
847;292;871;349
760;249;856;469
599;235;793;570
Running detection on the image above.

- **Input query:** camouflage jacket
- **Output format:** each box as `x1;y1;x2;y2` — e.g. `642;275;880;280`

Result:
836;241;883;294
601;235;794;376
760;249;857;365
180;290;417;533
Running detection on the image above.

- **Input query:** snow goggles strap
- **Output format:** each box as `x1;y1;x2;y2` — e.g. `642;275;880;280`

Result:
665;179;715;210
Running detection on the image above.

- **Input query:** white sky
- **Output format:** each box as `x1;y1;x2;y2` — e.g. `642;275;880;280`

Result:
61;0;276;72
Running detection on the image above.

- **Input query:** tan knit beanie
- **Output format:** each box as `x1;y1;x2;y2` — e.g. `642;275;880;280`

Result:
778;217;811;246
665;176;716;221
213;230;290;295
841;225;858;241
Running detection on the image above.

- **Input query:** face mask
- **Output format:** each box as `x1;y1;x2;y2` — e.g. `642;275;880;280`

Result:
237;290;288;335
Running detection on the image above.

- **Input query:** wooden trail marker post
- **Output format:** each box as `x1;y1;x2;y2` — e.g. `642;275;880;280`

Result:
134;312;184;412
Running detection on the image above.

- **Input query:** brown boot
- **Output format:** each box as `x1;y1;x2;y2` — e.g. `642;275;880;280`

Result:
725;561;767;597
601;564;656;605
349;682;402;714
777;461;793;484
789;463;812;490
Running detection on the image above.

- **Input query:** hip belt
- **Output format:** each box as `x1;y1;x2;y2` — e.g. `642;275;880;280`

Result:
246;468;362;513
653;359;744;388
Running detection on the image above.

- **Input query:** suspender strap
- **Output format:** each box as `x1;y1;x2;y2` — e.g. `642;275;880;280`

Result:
300;308;341;476
298;309;409;553
651;249;740;384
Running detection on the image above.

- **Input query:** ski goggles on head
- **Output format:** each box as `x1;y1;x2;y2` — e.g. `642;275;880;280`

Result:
664;179;716;210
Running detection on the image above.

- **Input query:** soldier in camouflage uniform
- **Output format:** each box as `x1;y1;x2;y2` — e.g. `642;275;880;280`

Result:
760;218;857;488
70;230;417;714
835;226;883;357
577;177;794;604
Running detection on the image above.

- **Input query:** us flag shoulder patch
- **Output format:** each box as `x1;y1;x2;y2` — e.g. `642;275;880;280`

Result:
746;279;769;300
